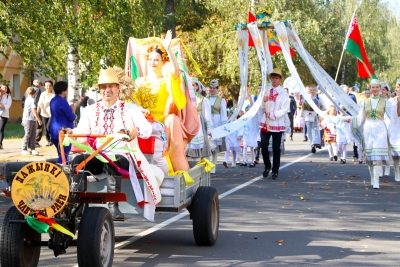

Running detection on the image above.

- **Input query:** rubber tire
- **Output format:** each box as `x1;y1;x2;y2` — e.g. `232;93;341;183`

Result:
192;186;219;246
77;207;115;267
0;206;41;267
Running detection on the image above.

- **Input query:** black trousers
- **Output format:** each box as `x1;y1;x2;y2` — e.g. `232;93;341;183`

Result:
261;131;283;173
0;117;8;146
287;112;294;137
255;141;261;160
70;154;129;176
353;143;358;158
36;116;43;144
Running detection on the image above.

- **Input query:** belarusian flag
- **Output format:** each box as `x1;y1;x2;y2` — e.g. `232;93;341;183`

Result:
344;14;377;79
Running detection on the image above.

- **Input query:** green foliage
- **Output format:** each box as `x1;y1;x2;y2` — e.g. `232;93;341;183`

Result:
4;121;24;139
1;0;398;99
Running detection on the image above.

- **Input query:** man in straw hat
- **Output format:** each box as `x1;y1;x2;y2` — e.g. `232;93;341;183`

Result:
259;68;289;180
62;67;153;219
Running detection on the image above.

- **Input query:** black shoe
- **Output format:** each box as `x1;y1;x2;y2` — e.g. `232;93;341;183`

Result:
263;168;271;178
303;137;308;142
271;172;279;179
330;157;333;161
46;142;53;146
35;143;41;148
249;163;256;168
334;155;338;161
316;145;322;149
254;159;259;164
223;162;228;168
240;163;247;166
359;160;363;164
311;146;316;153
340;159;346;164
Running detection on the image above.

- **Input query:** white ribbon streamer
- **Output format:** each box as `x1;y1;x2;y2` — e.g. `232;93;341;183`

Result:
229;28;249;123
286;24;359;116
273;22;332;122
210;23;271;138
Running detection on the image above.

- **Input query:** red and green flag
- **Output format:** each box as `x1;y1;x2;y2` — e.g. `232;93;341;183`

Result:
345;14;377;79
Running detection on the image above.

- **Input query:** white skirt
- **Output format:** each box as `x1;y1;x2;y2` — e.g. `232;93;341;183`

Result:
363;119;390;165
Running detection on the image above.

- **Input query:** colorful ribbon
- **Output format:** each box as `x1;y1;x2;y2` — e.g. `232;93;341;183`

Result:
195;158;216;173
26;213;75;238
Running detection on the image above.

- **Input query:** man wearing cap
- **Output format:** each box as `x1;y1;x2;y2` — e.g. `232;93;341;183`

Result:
62;68;152;219
206;79;227;173
259;68;289;180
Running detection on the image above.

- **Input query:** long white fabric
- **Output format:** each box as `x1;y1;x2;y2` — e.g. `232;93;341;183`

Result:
286;24;358;116
229;28;249;123
211;23;272;138
273;22;333;123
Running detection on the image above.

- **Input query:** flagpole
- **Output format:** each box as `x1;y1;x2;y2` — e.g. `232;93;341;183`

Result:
334;6;357;82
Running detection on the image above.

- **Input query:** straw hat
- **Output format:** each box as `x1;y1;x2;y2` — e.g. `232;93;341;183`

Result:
93;68;120;88
269;68;284;79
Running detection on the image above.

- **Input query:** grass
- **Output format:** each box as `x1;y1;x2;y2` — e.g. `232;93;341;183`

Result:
4;121;24;139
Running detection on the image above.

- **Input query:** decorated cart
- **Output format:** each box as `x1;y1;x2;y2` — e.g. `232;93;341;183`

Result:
0;132;219;267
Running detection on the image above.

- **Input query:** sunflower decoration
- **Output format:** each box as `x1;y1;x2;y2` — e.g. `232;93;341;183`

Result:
112;66;138;104
133;84;158;110
145;42;170;63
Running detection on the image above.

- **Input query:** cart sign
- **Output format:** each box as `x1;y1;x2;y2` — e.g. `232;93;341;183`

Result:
11;162;69;217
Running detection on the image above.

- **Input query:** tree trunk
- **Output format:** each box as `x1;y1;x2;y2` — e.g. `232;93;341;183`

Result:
67;0;80;104
164;0;176;38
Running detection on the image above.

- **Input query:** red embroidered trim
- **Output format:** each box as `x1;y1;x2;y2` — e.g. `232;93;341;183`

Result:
269;88;279;102
269;126;286;131
95;101;126;133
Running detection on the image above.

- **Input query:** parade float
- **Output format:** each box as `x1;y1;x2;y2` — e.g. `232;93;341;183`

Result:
0;9;362;267
0;37;219;267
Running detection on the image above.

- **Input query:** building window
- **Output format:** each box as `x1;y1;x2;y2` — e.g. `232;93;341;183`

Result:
13;74;20;100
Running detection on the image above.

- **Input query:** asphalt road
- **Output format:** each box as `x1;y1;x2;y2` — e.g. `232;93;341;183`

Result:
1;132;400;266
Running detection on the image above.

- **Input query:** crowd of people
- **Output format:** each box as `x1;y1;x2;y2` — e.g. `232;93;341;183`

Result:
0;30;399;219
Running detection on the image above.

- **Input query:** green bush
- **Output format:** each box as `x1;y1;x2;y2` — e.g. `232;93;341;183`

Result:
4;121;24;139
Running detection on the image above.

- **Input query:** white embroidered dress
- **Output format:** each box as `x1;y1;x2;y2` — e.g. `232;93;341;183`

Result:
207;95;227;146
356;97;392;165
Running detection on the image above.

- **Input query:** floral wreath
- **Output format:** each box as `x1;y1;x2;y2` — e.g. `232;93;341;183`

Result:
146;44;170;63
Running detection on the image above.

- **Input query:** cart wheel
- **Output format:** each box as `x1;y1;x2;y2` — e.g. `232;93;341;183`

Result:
0;206;41;267
77;207;115;267
192;186;219;246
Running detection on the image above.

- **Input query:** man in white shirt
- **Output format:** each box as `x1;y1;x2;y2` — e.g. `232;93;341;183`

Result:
62;68;152;219
259;68;289;180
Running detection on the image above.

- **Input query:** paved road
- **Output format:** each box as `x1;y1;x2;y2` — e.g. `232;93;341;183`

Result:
1;133;400;266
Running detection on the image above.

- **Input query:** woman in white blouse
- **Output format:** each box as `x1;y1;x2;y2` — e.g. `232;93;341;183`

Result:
37;80;55;146
0;84;13;149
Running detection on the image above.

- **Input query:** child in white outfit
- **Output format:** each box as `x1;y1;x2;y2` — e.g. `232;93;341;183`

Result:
320;105;338;161
223;112;242;167
336;108;352;164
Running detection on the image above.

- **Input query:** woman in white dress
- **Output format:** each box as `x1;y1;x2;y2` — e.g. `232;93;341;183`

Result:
388;79;400;181
206;79;227;173
354;79;392;189
186;78;213;160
